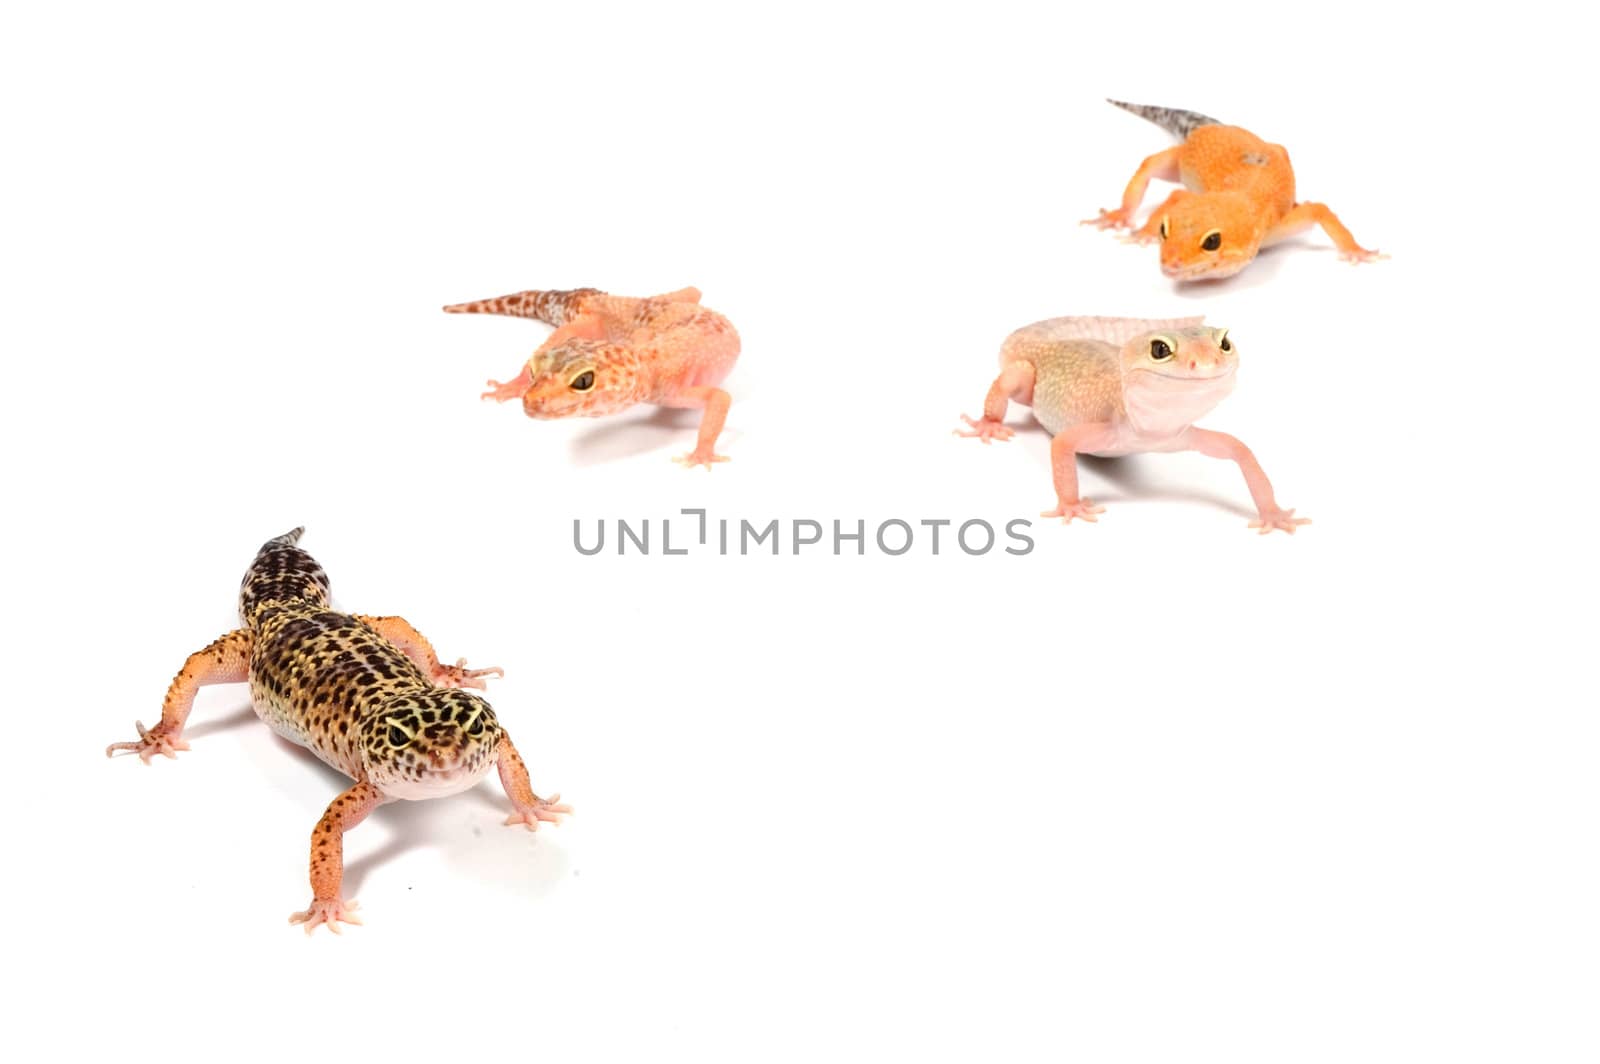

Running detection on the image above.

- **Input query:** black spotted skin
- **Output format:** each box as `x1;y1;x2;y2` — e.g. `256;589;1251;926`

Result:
241;529;502;795
107;527;571;933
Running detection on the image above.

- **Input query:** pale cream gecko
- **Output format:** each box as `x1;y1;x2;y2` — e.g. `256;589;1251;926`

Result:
957;316;1309;533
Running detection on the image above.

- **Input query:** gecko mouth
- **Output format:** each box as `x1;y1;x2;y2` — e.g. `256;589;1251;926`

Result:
1139;366;1237;383
1164;260;1249;281
378;759;490;800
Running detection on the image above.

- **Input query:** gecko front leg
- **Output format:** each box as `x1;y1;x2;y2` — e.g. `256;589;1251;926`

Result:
106;629;253;762
482;315;610;402
355;615;503;690
957;360;1035;443
665;385;733;470
496;732;572;831
1083;146;1181;230
289;780;386;935
1126;189;1189;246
1187;428;1311;535
1041;423;1114;524
1264;202;1383;263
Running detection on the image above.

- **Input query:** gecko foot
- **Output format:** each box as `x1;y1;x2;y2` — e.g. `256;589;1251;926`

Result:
481;377;527;403
1040;499;1106;525
955;415;1014;443
104;720;190;763
1339;248;1387;265
1082;207;1134;231
1249;509;1311;536
505;794;572;832
1120;227;1161;247
433;658;504;690
673;449;729;471
289;897;362;935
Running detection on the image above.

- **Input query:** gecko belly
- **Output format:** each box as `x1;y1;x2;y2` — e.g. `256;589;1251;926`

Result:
1029;409;1192;458
1080;423;1195;458
248;679;362;778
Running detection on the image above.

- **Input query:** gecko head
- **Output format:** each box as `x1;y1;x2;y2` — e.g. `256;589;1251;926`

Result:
1120;327;1238;435
522;339;642;420
1156;193;1261;281
360;690;503;800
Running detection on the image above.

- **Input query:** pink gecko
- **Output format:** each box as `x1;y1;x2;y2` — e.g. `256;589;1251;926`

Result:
957;315;1309;534
444;286;741;469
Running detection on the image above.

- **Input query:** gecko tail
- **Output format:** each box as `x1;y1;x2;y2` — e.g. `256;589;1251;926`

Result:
262;526;305;549
441;287;601;326
240;527;330;626
1106;99;1221;140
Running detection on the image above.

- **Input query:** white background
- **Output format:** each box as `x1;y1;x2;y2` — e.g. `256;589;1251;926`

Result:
3;2;1594;1061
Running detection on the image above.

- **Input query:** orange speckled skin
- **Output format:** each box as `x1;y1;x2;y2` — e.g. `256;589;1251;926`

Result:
106;528;570;934
445;286;741;468
1087;115;1381;281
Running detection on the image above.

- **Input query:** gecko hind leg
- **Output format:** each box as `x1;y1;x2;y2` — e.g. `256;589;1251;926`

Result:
355;615;503;689
649;287;702;303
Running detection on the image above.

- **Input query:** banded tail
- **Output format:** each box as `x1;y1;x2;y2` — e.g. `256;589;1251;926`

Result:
239;526;331;627
1107;99;1221;140
441;287;601;326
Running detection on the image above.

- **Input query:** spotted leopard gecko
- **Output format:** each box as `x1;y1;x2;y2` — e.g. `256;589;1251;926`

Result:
957;316;1308;534
1084;99;1382;280
106;528;570;933
444;286;741;469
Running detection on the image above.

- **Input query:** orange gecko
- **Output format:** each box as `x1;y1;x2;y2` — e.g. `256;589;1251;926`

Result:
1084;99;1382;281
444;286;741;469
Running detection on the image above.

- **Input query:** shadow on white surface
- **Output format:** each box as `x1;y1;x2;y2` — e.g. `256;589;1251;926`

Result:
1077;454;1257;519
568;406;702;466
1164;237;1382;300
186;701;571;902
1082;231;1354;299
346;788;571;901
1002;427;1261;521
184;702;258;741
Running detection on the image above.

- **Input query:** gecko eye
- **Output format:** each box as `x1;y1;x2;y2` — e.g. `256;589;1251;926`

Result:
1149;338;1174;361
1201;230;1222;252
1159;217;1169;240
386;723;412;748
1219;334;1233;353
465;711;485;736
569;370;596;392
